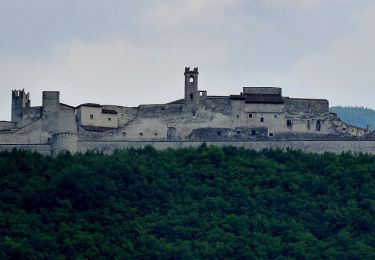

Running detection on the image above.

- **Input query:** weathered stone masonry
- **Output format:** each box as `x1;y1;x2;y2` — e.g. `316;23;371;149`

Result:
0;67;373;155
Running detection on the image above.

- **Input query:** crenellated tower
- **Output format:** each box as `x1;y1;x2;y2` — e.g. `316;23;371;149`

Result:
11;89;31;123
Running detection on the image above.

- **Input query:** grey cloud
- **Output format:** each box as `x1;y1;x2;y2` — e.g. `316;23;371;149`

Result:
0;0;374;120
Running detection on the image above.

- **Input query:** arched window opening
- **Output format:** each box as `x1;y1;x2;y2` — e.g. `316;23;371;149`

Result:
189;76;194;83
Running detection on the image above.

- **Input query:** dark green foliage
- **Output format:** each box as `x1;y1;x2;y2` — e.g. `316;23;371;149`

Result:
0;147;374;259
330;106;375;130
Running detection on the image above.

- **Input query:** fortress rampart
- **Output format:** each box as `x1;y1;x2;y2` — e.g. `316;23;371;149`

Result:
0;67;373;155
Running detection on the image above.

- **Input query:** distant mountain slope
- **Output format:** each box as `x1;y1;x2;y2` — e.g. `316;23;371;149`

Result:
330;106;375;130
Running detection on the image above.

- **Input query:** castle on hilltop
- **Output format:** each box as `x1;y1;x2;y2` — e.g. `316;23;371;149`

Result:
0;67;374;155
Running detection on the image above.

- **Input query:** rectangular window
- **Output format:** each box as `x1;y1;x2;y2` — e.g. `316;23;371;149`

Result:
90;114;94;120
307;120;311;130
287;119;292;128
251;130;256;136
248;113;253;118
260;117;264;122
269;133;274;137
108;118;111;121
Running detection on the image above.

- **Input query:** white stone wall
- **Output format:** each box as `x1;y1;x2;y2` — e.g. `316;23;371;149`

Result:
77;106;118;128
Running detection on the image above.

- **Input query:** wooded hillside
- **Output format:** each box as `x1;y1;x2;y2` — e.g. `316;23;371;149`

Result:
330;106;375;130
0;147;374;259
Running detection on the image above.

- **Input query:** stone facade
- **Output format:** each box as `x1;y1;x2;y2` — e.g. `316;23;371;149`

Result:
0;67;373;155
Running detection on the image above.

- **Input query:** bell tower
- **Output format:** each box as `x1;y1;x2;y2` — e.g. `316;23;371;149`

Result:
184;67;199;109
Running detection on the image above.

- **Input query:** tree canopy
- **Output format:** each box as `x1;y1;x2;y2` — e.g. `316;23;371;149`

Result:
0;147;374;259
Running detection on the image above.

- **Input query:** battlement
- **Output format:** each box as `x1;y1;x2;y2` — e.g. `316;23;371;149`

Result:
184;67;199;73
12;89;29;98
11;89;31;123
12;89;30;105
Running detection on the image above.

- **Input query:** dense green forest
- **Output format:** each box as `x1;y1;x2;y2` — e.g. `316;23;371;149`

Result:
330;106;375;130
0;147;374;259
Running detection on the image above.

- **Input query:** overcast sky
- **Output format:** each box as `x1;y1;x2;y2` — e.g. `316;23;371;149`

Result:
1;0;374;120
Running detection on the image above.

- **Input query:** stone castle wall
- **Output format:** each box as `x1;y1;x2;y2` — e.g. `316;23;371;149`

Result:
1;68;373;155
1;140;375;156
0;144;52;155
78;140;375;155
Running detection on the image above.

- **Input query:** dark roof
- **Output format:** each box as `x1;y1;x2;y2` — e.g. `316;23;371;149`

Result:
76;103;101;108
245;94;284;104
60;103;75;109
102;109;118;114
230;94;284;104
206;96;229;99
167;99;184;104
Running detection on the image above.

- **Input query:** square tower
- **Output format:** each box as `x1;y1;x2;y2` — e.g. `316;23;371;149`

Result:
184;67;199;109
11;89;31;123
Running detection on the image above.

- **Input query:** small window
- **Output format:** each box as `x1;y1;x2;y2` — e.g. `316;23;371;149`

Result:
260;117;264;122
154;133;158;136
217;131;221;136
251;130;256;136
192;111;196;116
190;93;193;100
139;133;143;136
343;127;347;131
108;118;111;121
269;133;274;137
236;115;239;118
274;115;277;118
189;76;194;83
307;120;311;130
90;114;94;119
287;119;292;128
122;132;126;136
161;107;165;111
236;130;241;134
248;114;253;118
